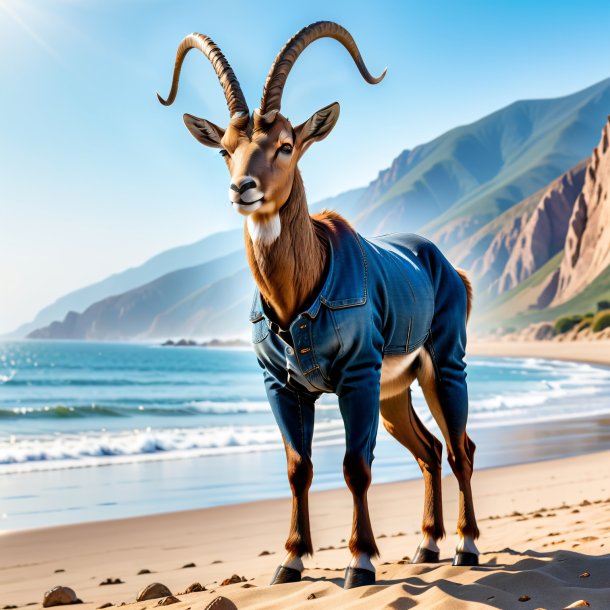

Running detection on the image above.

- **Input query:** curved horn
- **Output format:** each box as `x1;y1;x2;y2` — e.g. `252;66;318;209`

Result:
157;33;249;118
260;21;386;114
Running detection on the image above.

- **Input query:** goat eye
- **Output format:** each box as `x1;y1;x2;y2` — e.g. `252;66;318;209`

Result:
279;143;293;155
219;149;229;157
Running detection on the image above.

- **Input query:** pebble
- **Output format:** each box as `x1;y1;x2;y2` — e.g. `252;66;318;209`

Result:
179;583;206;594
42;586;80;608
99;578;124;586
220;574;246;586
136;583;173;601
204;597;238;610
156;596;180;606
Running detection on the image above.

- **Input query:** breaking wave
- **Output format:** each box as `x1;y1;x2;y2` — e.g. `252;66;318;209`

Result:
0;420;346;474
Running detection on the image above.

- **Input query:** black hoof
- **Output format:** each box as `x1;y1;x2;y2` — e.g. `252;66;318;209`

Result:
343;566;376;589
452;551;479;566
270;565;302;585
411;546;440;564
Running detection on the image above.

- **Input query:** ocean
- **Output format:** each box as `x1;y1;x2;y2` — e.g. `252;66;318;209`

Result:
1;340;610;532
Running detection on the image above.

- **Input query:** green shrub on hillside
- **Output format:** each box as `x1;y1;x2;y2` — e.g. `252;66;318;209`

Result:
597;300;610;312
554;315;583;334
592;311;610;332
575;318;592;333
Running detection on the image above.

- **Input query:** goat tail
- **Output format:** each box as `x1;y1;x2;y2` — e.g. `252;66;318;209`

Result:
455;268;473;323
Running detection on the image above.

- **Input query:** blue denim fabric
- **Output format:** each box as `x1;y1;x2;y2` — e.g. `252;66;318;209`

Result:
251;219;468;464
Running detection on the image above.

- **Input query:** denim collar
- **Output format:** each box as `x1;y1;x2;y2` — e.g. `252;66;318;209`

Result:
249;218;367;325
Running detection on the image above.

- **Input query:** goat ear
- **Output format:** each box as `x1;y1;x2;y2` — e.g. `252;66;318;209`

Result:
183;113;225;148
295;102;340;155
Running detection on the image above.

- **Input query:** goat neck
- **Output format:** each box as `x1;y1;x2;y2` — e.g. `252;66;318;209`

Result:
244;170;328;330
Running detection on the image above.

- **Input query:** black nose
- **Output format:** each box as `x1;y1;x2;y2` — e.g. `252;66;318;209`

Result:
230;179;257;194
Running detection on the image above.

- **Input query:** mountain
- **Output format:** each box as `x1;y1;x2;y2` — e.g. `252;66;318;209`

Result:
474;117;610;330
28;251;247;340
460;160;587;298
11;228;244;337
352;77;610;249
24;78;610;341
551;117;610;305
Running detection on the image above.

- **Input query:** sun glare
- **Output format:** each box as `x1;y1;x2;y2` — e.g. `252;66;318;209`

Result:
0;0;57;57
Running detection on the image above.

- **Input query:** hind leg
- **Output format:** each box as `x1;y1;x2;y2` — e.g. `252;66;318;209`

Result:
418;348;480;565
380;385;445;563
380;352;445;562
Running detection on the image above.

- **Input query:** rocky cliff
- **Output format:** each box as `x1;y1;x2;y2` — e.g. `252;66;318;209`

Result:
551;117;610;305
493;161;586;294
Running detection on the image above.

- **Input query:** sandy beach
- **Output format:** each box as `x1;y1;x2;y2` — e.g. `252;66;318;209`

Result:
468;340;610;368
1;450;608;609
1;341;609;610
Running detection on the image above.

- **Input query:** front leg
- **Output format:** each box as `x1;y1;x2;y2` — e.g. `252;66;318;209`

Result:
263;375;317;585
338;374;381;589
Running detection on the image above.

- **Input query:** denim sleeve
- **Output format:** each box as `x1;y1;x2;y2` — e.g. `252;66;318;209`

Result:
426;265;469;440
260;365;318;460
329;307;383;465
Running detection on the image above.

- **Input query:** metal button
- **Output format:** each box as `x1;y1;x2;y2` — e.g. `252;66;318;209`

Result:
286;346;294;355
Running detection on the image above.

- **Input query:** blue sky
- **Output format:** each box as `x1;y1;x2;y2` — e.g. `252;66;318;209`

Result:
2;0;610;333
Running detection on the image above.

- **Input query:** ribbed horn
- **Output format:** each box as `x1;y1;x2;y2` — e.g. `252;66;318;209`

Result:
260;21;386;114
157;33;249;118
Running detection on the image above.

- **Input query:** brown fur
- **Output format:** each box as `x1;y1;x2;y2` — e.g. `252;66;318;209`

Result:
448;432;480;539
284;443;314;556
417;349;479;540
455;268;473;322
244;170;329;329
343;453;379;557
380;386;446;541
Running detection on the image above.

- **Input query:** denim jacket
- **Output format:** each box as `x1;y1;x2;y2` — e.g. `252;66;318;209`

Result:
250;219;468;464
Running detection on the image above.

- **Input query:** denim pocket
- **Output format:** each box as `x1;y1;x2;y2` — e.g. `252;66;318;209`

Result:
251;319;269;344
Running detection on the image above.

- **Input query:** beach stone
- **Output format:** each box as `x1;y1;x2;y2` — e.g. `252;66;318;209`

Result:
181;562;196;568
42;586;79;607
220;574;245;586
137;569;152;575
97;604;112;609
179;582;205;594
136;583;172;601
156;596;180;606
204;598;238;610
564;602;590;608
99;578;123;586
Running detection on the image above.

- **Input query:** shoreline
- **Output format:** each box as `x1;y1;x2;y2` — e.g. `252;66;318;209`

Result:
468;338;610;367
1;449;609;609
2;342;610;534
2;410;609;534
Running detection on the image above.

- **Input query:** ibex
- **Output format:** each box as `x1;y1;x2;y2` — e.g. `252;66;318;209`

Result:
159;21;480;589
